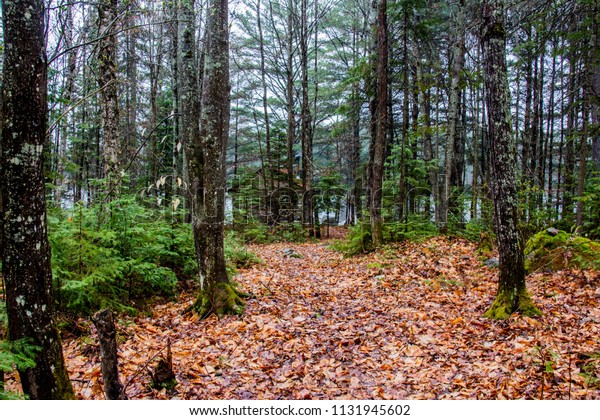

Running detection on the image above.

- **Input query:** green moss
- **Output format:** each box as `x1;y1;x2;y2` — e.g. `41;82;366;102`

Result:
188;282;246;319
524;229;600;273
484;288;542;320
476;232;494;259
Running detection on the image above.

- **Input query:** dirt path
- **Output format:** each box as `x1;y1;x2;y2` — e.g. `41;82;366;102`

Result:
57;237;600;399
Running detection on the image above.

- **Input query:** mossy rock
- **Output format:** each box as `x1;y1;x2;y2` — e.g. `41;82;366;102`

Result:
524;229;600;273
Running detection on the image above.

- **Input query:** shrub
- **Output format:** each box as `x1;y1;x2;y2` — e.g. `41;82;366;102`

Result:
330;223;372;256
0;302;39;400
49;197;189;316
224;231;262;277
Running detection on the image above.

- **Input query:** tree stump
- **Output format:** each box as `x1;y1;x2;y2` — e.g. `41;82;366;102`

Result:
92;309;127;400
150;339;177;390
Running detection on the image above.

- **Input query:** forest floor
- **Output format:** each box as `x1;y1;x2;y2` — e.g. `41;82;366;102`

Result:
9;230;600;399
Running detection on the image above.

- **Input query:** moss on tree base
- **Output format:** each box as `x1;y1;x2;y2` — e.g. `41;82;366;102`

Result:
484;288;542;320
186;282;247;319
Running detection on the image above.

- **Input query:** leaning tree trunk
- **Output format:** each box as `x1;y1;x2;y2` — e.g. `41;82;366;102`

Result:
187;0;245;318
0;0;75;399
481;0;540;319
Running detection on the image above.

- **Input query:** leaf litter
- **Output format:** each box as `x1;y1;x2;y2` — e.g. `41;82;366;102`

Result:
9;235;599;399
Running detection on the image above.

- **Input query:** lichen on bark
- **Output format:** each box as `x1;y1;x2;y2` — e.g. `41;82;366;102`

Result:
480;0;540;320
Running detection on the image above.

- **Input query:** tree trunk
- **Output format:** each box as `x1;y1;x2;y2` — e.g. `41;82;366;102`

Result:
188;0;245;318
169;0;182;219
415;49;440;224
592;0;600;169
92;309;127;400
562;56;577;224
125;2;138;186
481;0;541;320
300;0;314;236
0;0;75;399
440;0;465;229
55;4;77;207
257;0;273;191
97;0;121;200
369;0;388;246
286;0;296;198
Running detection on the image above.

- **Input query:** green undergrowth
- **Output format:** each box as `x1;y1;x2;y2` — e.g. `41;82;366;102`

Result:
330;216;438;257
49;196;259;317
0;302;38;400
224;231;263;277
524;229;600;273
234;222;309;244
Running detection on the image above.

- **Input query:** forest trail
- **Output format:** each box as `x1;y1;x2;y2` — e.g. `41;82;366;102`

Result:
57;236;599;399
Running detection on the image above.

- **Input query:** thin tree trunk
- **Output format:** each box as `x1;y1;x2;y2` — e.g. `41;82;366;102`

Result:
286;0;296;197
170;0;181;220
562;55;577;224
125;2;138;186
55;4;77;207
257;0;273;191
300;0;314;235
440;0;465;229
546;39;557;216
97;0;121;200
591;0;600;168
369;0;388;246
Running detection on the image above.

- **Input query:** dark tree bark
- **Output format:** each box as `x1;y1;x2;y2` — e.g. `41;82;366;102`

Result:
368;0;388;246
97;0;121;199
0;0;75;399
592;1;600;169
481;0;541;320
92;309;127;400
286;0;296;197
54;3;78;207
440;0;465;229
124;1;138;185
178;0;204;277
415;47;440;223
169;0;182;217
300;0;314;236
257;0;273;191
187;0;245;318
